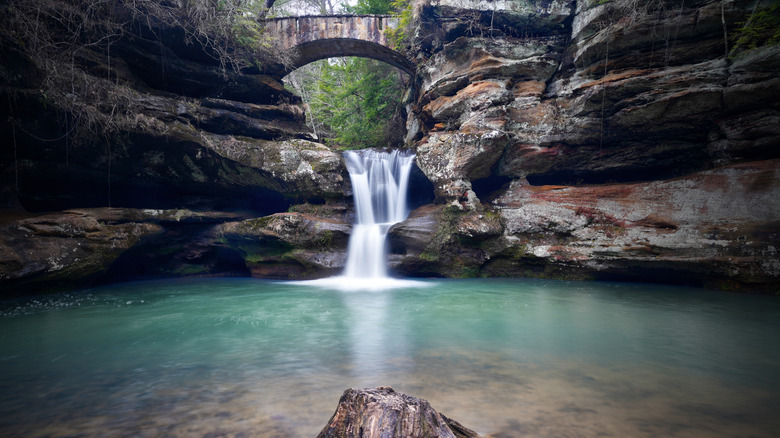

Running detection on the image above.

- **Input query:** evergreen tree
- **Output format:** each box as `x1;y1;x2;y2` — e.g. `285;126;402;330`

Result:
290;57;407;149
351;0;395;14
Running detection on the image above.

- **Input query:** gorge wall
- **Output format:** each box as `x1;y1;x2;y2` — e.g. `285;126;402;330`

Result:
0;6;355;294
390;0;780;291
0;0;778;295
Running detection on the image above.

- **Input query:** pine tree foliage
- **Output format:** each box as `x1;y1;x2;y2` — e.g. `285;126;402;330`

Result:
350;0;396;14
385;0;413;49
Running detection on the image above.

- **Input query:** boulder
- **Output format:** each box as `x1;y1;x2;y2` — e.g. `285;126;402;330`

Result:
218;210;352;279
389;204;500;277
317;387;479;438
416;130;510;208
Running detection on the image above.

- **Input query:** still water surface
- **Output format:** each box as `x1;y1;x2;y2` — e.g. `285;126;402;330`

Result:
1;278;779;437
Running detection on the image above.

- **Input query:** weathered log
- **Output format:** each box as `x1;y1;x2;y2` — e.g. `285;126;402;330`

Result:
317;386;480;438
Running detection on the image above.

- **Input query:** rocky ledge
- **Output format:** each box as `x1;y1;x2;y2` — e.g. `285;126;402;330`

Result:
0;205;352;296
0;13;348;213
390;159;779;292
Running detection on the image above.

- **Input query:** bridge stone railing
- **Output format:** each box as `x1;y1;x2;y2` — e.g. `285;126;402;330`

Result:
264;14;397;49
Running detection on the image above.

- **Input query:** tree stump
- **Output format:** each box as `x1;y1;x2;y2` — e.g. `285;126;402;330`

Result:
317;386;480;438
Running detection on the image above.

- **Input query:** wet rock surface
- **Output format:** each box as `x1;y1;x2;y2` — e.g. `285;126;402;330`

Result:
390;160;780;291
218;209;352;279
0;208;164;295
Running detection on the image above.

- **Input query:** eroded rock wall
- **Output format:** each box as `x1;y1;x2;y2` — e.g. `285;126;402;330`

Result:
2;0;778;294
0;11;353;295
395;0;780;291
0;19;348;213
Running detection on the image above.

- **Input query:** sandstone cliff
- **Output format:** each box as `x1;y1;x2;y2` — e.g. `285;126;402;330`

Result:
1;0;778;294
392;0;779;291
0;5;352;294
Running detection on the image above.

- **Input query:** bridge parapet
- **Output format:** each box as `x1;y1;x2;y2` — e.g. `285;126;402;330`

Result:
264;14;399;49
261;14;414;75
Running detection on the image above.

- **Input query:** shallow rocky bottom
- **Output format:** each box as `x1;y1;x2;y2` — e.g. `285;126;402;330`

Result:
6;354;777;437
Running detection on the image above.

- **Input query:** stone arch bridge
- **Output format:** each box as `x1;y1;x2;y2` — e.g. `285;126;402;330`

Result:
261;15;415;75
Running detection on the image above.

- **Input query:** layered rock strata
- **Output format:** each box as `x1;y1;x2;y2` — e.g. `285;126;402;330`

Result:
1;0;778;294
410;0;779;203
0;9;354;295
390;160;779;290
0;18;347;213
397;0;779;291
0;206;353;295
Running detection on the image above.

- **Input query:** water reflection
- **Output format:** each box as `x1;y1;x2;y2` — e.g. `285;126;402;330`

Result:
340;291;407;385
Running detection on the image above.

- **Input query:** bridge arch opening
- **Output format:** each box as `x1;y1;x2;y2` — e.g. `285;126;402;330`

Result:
261;14;416;77
286;38;415;76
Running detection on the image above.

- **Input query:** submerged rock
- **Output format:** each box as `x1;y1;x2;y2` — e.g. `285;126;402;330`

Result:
317;387;479;438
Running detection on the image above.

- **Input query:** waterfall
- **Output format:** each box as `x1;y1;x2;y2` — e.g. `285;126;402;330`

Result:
342;149;415;279
297;148;426;291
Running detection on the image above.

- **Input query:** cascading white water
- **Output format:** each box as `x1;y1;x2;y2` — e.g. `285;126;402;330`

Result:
342;149;415;279
295;148;426;291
